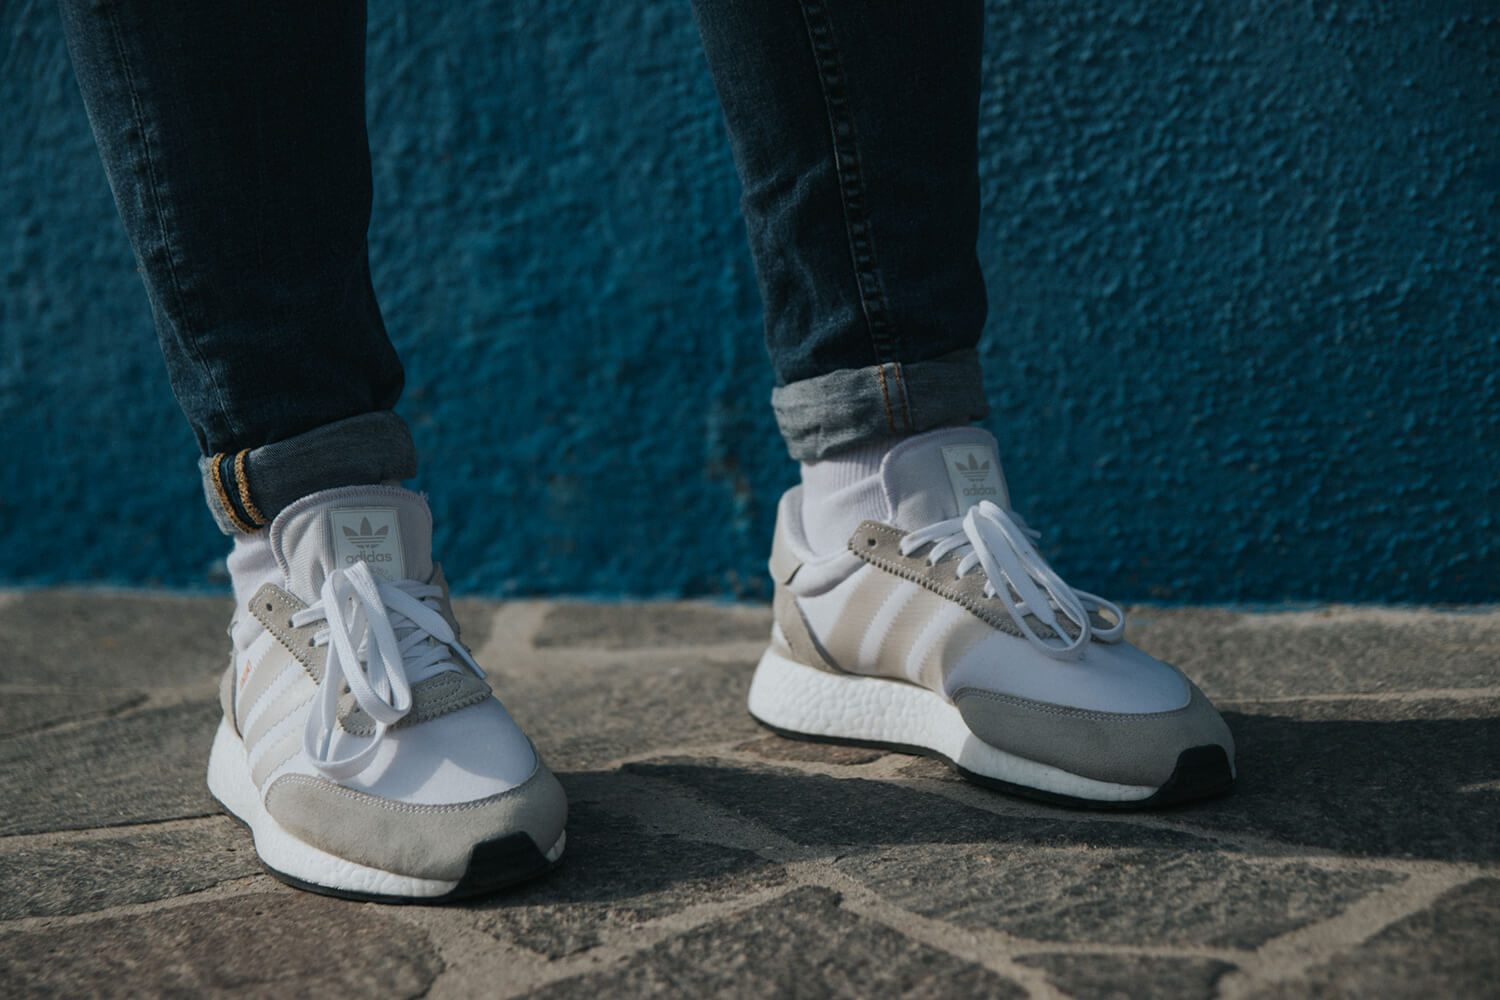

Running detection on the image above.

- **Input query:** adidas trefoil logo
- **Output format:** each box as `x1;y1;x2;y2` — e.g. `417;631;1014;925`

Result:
956;452;991;483
342;517;393;565
941;443;1005;512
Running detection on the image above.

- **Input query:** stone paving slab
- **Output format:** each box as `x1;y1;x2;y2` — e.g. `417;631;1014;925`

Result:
528;886;1029;999
1126;606;1500;699
469;791;790;960
0;817;258;919
0;689;147;740
0;592;1496;999
1016;955;1236;1000
0;892;443;999
1263;877;1500;1000
0;700;221;836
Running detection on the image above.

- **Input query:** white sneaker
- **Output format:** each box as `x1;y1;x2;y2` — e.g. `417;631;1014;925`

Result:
207;485;566;900
751;428;1235;807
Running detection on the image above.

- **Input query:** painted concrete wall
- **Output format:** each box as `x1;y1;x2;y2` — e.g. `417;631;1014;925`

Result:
3;1;1496;602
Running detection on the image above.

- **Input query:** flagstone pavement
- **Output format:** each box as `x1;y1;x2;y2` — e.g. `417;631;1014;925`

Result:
1;591;1496;998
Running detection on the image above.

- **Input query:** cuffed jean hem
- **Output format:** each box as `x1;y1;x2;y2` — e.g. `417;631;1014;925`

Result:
198;410;418;534
771;348;989;462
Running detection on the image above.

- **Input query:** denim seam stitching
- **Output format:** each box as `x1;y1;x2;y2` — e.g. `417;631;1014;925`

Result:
104;6;243;450
795;0;911;433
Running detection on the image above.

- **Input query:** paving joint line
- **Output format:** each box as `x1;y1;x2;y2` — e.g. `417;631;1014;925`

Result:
1214;865;1480;999
448;884;804;1000
0;807;227;847
778;856;1067;999
0;811;240;852
0;873;278;934
0;692;152;741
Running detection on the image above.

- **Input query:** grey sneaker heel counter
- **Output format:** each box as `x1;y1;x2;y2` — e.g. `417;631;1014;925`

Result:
773;584;845;675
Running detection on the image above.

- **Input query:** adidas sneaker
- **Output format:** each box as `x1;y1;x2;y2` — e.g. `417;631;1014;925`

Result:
207;485;567;900
750;428;1235;807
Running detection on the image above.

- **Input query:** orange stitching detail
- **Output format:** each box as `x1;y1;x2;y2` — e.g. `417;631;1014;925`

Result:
234;450;267;528
876;364;897;432
208;454;256;534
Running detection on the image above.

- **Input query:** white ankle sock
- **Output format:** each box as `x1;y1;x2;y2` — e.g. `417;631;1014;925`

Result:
226;530;279;614
799;439;894;555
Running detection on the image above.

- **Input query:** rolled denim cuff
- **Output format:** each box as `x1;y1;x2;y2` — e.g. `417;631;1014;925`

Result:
771;348;989;462
198;411;418;534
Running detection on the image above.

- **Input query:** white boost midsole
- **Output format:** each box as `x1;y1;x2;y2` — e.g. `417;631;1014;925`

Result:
747;649;1156;803
206;717;565;897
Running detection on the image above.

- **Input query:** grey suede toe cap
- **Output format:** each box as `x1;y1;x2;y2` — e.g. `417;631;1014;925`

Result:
953;681;1235;789
265;758;568;882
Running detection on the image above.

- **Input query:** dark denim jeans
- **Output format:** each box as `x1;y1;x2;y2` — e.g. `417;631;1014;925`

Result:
60;0;989;534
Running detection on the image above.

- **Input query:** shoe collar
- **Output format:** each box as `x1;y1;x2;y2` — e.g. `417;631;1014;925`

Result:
269;484;436;599
880;427;1011;531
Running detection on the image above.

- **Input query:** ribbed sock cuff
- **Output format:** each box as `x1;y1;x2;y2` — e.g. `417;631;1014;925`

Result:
799;439;896;555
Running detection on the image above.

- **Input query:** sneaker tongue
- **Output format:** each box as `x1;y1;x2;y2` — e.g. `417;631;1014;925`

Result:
269;485;435;600
882;427;1011;529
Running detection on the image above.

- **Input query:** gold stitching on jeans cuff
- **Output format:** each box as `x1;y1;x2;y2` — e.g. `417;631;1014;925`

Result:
209;454;256;534
234;450;268;528
876;364;897;432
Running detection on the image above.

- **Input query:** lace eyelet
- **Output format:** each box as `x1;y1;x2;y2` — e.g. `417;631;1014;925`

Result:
264;602;273;612
866;537;877;548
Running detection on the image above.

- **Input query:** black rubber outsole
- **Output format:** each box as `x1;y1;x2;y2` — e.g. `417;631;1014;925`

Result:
216;802;562;904
751;714;1235;811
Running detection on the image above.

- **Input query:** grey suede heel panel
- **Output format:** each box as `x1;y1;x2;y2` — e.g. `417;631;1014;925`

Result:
265;757;568;882
773;584;844;674
953;681;1234;788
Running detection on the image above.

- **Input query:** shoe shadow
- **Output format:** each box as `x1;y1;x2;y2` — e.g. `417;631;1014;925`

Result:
469;710;1498;920
1186;710;1500;862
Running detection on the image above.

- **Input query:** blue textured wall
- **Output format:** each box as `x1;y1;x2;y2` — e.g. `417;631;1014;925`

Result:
3;1;1497;601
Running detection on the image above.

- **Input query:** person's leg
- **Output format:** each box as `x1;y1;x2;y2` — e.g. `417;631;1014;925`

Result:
691;0;1236;806
59;0;565;899
59;0;412;533
690;0;989;463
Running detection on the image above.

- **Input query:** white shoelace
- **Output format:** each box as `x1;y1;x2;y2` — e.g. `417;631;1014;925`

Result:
898;500;1125;660
294;560;484;780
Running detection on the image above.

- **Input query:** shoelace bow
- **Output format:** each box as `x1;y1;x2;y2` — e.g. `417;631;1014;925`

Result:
295;560;484;780
898;500;1125;660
